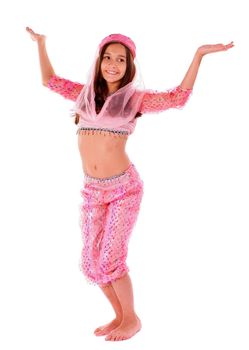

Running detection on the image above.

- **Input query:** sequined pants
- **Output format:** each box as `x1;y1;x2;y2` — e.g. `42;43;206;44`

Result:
78;163;144;286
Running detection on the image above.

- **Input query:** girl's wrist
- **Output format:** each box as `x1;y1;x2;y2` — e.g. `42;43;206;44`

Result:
195;49;204;60
194;48;204;63
37;37;46;46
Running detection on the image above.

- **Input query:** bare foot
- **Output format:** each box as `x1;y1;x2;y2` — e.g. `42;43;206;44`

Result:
105;316;141;341
94;318;122;336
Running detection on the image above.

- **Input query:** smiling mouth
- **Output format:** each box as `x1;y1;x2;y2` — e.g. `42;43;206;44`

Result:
106;70;118;75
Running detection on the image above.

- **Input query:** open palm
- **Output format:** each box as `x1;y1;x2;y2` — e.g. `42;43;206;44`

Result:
197;41;234;56
26;27;46;43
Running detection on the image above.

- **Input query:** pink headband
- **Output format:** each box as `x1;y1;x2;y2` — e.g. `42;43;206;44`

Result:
99;34;136;58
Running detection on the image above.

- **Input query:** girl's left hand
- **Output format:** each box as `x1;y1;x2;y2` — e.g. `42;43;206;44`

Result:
197;41;234;57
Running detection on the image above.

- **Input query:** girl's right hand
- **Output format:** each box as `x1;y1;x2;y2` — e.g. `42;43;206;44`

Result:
26;27;46;43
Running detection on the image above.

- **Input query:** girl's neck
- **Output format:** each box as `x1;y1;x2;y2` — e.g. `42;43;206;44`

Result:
107;82;120;95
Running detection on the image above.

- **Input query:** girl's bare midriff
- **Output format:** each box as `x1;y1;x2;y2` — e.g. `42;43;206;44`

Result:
78;132;131;178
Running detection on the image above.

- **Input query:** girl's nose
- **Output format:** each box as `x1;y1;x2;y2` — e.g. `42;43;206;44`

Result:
107;59;117;67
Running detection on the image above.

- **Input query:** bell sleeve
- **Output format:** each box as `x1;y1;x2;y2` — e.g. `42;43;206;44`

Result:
46;75;84;101
139;85;192;114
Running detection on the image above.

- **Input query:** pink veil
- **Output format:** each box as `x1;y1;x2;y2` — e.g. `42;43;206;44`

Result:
70;45;146;129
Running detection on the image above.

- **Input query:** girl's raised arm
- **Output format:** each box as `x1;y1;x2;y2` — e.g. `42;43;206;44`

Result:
26;27;83;101
26;27;55;86
180;41;234;90
139;41;234;115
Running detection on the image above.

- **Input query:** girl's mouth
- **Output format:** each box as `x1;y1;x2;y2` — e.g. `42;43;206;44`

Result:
106;70;118;75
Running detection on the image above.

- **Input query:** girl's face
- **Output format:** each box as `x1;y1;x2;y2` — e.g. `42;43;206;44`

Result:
100;43;127;93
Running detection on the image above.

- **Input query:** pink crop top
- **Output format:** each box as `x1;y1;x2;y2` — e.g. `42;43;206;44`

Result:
47;75;192;136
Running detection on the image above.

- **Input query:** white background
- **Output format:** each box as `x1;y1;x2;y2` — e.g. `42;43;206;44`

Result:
0;0;248;349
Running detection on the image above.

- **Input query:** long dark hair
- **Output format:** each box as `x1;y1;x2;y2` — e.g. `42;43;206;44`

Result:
74;42;142;125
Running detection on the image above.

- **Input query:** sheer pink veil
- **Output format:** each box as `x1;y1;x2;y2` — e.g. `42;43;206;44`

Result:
70;40;146;129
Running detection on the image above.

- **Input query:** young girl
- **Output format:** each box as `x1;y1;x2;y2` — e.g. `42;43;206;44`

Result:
26;27;234;342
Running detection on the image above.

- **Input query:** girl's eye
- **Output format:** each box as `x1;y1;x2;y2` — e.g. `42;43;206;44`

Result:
103;56;125;63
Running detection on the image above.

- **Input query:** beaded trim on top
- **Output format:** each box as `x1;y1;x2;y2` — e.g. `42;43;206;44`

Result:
76;127;130;136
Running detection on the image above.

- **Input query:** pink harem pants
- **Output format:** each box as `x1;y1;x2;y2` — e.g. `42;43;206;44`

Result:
78;162;144;286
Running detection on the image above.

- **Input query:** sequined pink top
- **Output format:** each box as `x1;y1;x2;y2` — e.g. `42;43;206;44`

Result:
47;75;192;135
